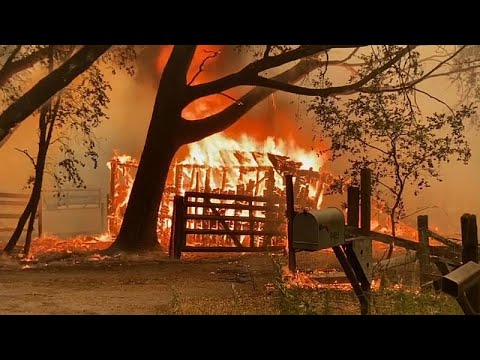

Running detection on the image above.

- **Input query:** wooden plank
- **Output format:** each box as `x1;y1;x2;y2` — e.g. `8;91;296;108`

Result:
363;230;450;258
185;229;284;236
428;230;462;248
180;164;272;171
0;200;29;206
0;228;28;232
184;191;269;203
185;214;284;224
311;272;349;284
0;214;23;219
184;201;273;211
376;252;417;271
0;192;30;199
182;246;285;253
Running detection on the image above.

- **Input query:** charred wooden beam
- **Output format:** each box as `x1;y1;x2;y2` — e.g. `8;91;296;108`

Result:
179;215;283;225
185;191;269;203
185;229;284;236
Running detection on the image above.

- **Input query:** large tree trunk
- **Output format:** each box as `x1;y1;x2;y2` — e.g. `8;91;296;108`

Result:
108;113;180;252
108;46;196;253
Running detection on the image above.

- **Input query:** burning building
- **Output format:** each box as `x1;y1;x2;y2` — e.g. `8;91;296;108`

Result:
107;133;326;249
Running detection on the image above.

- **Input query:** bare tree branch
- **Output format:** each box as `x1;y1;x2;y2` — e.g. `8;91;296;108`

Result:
188;49;220;86
414;88;455;115
14;148;36;168
219;92;243;104
399;206;439;220
263;45;272;58
360;46;467;94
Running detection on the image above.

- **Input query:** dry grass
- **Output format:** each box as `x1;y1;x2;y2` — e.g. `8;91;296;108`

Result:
161;255;463;315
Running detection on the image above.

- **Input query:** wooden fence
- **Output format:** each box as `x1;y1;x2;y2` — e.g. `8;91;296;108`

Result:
1;188;105;239
0;192;42;237
170;191;286;259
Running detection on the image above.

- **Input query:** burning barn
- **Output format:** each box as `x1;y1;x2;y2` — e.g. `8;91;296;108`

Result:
107;133;326;249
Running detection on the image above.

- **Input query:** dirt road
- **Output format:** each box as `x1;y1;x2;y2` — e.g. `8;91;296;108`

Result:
0;253;288;314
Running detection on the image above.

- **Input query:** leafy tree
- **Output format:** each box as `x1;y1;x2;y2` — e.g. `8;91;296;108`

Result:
311;89;474;257
3;46;135;254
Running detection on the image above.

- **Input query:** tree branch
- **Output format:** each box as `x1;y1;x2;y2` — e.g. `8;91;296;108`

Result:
0;45;111;144
238;45;415;97
189;45;365;99
0;46;52;87
263;45;272;58
181;57;323;143
360;46;467;94
377;179;398;195
14;148;36;168
188;49;220;86
414;88;455;115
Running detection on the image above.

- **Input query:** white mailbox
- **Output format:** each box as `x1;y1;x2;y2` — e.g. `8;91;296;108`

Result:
292;208;345;251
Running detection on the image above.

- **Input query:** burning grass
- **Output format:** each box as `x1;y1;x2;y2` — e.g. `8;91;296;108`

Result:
28;233;113;258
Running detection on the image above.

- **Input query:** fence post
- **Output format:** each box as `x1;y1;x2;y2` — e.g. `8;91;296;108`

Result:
360;169;371;235
347;186;360;229
461;213;480;313
417;215;430;286
169;195;185;259
359;169;372;314
172;196;185;260
285;174;296;273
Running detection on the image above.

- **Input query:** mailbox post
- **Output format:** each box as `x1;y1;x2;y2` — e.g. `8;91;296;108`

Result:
292;207;371;315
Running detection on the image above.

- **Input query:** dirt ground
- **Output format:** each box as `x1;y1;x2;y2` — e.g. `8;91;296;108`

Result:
0;251;296;315
0;238;462;315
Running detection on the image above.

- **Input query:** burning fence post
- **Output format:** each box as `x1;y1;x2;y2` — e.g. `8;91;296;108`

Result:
174;164;183;196
108;159;119;233
461;214;480;313
263;168;276;247
417;215;430;287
